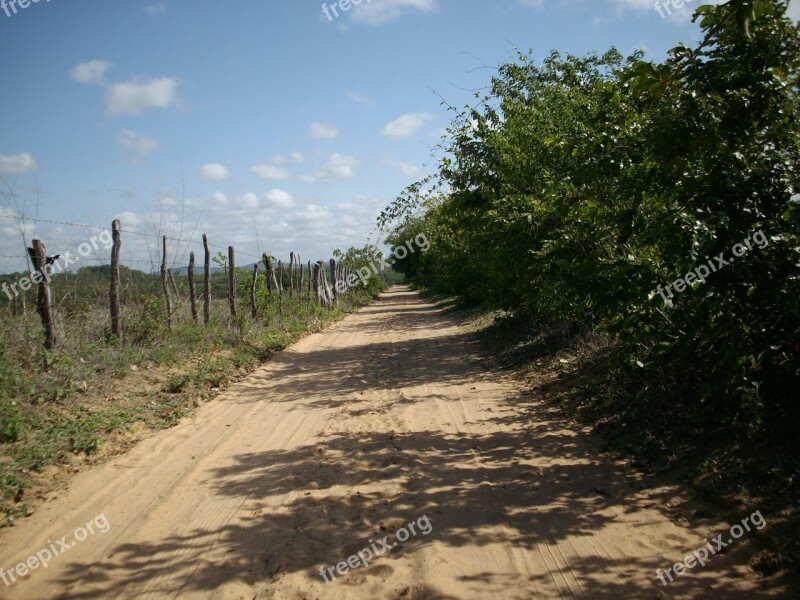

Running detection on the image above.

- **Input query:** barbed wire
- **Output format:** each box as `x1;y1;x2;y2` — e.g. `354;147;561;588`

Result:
0;213;294;261
0;213;106;231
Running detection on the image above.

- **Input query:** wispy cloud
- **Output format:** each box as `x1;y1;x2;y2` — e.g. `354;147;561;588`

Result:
264;188;295;209
71;61;179;117
105;76;180;117
70;60;113;85
145;3;167;17
351;0;438;25
347;91;374;108
380;112;433;138
235;192;260;209
199;163;230;182
308;122;341;140
299;154;359;184
251;154;303;181
118;129;160;157
383;158;421;178
0;152;38;175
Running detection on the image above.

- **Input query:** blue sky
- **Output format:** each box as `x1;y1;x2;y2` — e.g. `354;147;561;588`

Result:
1;0;798;272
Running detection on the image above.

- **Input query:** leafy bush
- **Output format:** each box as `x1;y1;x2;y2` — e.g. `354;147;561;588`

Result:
126;295;166;346
0;399;24;443
384;0;800;428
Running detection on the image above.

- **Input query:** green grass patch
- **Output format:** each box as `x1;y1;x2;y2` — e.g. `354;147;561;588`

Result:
0;287;382;525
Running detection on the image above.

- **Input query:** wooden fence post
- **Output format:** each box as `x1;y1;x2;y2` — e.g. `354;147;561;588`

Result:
110;220;122;341
161;235;173;330
262;253;273;294
228;246;237;320
307;260;313;295
188;251;198;323
289;252;295;296
27;239;56;349
250;264;259;318
202;234;211;324
277;260;284;314
316;260;332;307
311;262;319;303
298;254;304;293
330;258;339;305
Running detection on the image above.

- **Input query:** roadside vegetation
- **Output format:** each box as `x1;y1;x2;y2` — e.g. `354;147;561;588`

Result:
0;245;401;526
384;0;799;576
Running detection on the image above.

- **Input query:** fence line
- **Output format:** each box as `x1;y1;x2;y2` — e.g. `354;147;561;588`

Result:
5;220;363;349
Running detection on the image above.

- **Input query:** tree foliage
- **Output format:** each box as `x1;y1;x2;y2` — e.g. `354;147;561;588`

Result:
383;0;799;425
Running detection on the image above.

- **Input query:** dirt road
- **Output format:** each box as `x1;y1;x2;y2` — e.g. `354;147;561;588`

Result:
0;287;778;599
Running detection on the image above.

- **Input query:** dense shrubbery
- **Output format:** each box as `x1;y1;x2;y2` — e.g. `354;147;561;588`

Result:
384;0;799;428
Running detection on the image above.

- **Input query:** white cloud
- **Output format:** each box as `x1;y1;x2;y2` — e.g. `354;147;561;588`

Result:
0;152;38;175
70;60;113;85
264;188;295;209
300;154;359;184
251;154;304;180
251;155;293;180
114;211;142;229
383;158;421;178
351;0;438;25
145;3;167;17
199;163;230;182
293;204;333;222
347;91;374;107
308;122;341;140
251;164;291;180
380;112;433;138
105;76;180;117
212;192;229;206
236;192;260;209
118;129;160;156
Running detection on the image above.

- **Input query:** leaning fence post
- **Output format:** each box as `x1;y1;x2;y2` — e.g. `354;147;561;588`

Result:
110;220;123;341
262;253;273;294
202;234;211;324
311;261;319;303
330;258;339;306
298;254;304;294
188;251;198;323
28;239;56;350
161;235;173;330
277;260;284;315
228;246;237;320
250;264;259;319
289;252;295;296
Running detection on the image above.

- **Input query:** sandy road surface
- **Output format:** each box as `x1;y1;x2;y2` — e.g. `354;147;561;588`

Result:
0;287;779;599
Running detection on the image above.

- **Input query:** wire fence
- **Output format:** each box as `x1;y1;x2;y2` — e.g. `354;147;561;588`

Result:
1;213;366;350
